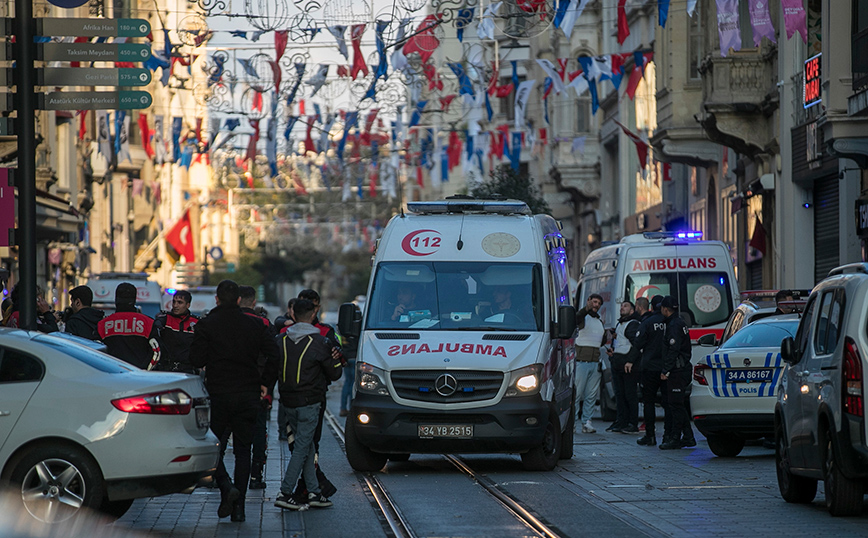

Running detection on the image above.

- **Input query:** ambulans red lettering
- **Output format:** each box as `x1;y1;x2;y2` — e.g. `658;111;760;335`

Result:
382;342;509;358
631;258;720;272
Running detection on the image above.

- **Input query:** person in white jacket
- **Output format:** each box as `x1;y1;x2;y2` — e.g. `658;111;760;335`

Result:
574;293;608;433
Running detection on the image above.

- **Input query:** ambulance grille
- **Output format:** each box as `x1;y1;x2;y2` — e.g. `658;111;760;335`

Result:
390;370;504;403
482;334;530;341
375;333;420;340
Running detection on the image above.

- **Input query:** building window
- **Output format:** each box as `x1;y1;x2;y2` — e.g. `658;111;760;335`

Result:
576;98;590;133
688;4;703;80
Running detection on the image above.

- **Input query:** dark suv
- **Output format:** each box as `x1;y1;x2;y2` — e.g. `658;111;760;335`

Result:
775;264;868;516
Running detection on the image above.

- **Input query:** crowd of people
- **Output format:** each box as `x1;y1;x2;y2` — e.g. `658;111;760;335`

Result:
573;292;696;450
0;279;355;521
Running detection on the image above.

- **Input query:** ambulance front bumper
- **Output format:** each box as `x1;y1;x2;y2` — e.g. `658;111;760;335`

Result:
349;393;550;454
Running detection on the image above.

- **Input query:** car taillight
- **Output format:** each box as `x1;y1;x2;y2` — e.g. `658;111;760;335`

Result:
693;364;709;386
842;337;864;418
112;389;193;415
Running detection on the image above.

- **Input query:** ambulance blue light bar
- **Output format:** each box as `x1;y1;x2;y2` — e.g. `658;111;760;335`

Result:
642;231;703;241
407;200;531;215
676;231;703;239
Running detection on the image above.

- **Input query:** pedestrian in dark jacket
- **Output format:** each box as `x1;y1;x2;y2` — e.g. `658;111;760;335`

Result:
658;296;696;450
97;283;160;369
3;285;59;333
189;280;280;522
65;285;104;340
274;298;343;512
606;300;642;433
238;285;276;491
153;289;199;373
635;295;668;446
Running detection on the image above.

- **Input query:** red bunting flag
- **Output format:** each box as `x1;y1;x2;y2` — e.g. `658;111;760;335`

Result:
350;24;369;80
138;113;153;158
749;216;767;255
440;94;457;112
617;0;630;45
165;209;195;263
77;110;87;141
447;131;461;170
269;60;282;92
275;30;288;61
369;165;378;198
252;91;263;112
337;65;349;78
246;119;260;162
614;120;649;168
304;117;316;154
402;14;443;64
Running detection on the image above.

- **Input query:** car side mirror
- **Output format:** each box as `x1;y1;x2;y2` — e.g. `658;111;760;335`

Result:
697;333;717;347
555;305;577;339
781;337;797;365
338;303;361;338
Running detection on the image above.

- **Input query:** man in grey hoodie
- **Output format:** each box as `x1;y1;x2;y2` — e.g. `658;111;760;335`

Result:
273;299;343;511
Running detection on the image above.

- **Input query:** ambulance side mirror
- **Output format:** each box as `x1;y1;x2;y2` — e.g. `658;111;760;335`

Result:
555;305;577;339
338;303;362;338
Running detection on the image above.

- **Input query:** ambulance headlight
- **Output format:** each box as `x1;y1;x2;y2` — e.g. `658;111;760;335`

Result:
505;364;542;397
357;362;389;396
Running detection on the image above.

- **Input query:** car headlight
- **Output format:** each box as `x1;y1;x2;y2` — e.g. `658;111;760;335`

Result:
357;362;389;396
505;364;542;397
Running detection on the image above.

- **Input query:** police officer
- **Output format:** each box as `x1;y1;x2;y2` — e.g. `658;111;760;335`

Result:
97;283;161;370
154;290;199;373
634;295;668;446
658;296;696;450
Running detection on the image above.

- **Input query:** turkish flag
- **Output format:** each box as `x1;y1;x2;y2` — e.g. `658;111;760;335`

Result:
402;14;442;64
166;209;195;262
749;217;767;256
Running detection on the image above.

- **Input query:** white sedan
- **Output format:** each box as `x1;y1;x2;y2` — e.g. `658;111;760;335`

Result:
0;328;219;523
691;316;800;457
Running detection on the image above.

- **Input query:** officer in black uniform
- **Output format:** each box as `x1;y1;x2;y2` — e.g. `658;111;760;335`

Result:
658;296;696;450
634;295;668;446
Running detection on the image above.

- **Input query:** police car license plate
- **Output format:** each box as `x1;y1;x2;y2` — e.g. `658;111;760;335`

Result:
725;368;774;383
195;407;210;429
418;425;473;439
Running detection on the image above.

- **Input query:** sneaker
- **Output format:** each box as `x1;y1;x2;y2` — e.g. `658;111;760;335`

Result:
659;440;682;450
217;486;240;518
638;422;646;432
605;423;622;432
581;420;596;433
620;424;640;434
275;492;309;511
339;409;348;417
637;436;657;446
680;438;697;448
249;477;266;490
307;492;333;508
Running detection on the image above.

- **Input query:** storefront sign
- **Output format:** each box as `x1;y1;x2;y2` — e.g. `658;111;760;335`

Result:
804;53;821;109
856;198;868;237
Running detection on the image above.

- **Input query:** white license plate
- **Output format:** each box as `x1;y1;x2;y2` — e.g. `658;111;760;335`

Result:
418;424;473;439
725;368;774;383
195;407;210;429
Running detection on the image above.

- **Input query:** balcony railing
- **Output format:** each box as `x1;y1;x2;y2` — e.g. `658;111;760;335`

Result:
700;51;777;111
853;29;868;92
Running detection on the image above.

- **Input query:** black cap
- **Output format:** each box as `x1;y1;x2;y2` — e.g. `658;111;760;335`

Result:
650;295;664;309
660;295;678;310
115;282;137;305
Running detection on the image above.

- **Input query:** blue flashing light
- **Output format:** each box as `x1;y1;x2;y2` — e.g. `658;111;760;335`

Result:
463;387;474;392
675;231;703;240
166;288;177;295
419;387;430;392
719;277;725;286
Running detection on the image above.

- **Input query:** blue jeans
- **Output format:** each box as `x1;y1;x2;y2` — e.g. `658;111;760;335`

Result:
340;360;356;411
280;402;322;496
574;361;601;424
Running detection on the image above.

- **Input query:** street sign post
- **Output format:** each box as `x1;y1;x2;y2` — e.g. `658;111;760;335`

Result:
37;18;150;38
38;67;151;87
38;43;152;63
40;91;153;110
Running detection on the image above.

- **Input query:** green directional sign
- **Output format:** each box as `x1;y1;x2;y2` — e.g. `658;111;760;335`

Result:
38;68;151;87
37;18;151;38
40;91;153;110
39;43;152;63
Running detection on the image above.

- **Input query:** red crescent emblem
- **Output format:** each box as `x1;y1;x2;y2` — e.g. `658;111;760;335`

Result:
401;229;441;256
635;285;661;299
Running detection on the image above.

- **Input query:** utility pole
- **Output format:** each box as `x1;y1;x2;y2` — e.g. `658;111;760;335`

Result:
15;0;37;329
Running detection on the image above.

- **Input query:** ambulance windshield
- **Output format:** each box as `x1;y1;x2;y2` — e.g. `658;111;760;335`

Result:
367;262;543;331
625;271;733;327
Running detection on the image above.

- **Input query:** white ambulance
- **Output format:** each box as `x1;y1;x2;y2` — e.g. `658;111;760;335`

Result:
576;232;740;416
338;199;577;471
86;272;163;318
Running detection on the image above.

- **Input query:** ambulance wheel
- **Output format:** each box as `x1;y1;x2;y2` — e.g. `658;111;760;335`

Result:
559;399;575;460
706;434;744;457
521;409;561;471
344;421;387;472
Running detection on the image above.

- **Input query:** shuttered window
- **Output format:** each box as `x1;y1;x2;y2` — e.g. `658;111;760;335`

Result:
814;175;840;283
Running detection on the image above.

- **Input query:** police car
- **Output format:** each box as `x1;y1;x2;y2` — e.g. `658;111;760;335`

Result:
691;315;800;457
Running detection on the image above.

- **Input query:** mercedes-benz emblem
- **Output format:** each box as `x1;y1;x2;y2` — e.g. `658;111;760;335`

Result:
435;373;458;396
744;358;751;366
